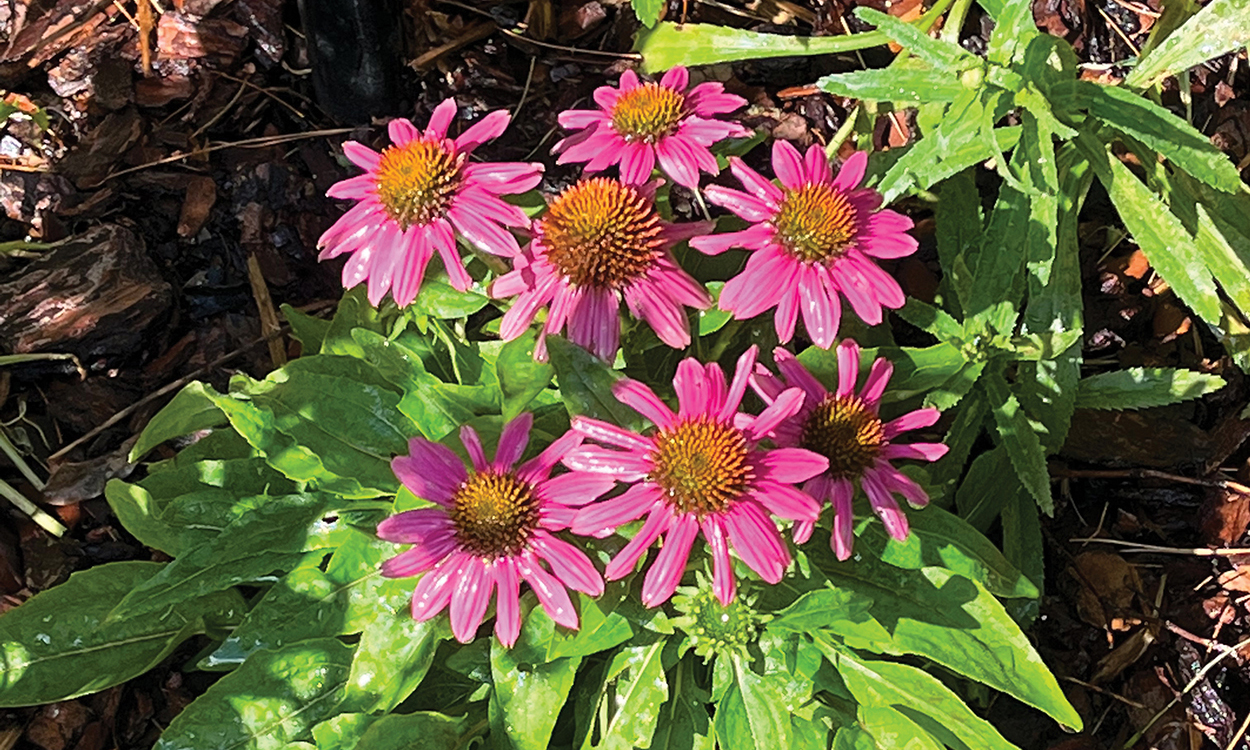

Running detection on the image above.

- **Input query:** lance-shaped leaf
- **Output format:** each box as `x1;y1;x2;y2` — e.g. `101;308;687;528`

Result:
1074;368;1227;410
585;641;668;749
1125;0;1250;88
547;336;645;431
984;369;1053;514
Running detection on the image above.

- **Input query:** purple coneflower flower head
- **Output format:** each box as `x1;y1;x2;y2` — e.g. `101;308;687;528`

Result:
561;346;828;607
554;66;750;190
378;413;612;646
490;177;712;361
691;144;917;348
319;98;543;307
750;341;949;560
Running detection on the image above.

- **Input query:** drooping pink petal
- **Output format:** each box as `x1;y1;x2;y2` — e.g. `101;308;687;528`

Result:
518;428;583;483
517;553;579;629
717;345;758;421
722;501;789;583
830;478;855;560
379;535;457;577
537;471;618;508
612;380;676;430
744;387;808;441
449;556;494;643
604;504;674;580
571;416;654;451
641;514;699;607
572;483;662;537
703;186;774;222
773;347;827;403
836;339;860;398
702;518;736;605
862;470;909;540
343;141;382;171
393;438;468;504
492;558;522;647
748;480;822;522
882;442;950;462
531;531;605;596
753;447;830;484
859;357;894;405
884;407;941;437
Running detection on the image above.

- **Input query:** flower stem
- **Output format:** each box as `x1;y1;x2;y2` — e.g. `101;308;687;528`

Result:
693;188;713;222
0;476;65;537
0;427;44;490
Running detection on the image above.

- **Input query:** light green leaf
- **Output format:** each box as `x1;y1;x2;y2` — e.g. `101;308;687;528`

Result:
857;706;944;750
343;577;447;713
352;712;467;750
497;330;555;421
1077;82;1243;192
1125;0;1250;88
818;65;966;105
984;369;1053;514
491;643;582;750
130;382;229;461
985;0;1038;64
713;655;794;750
632;0;663;26
283;304;332;356
406;279;490;319
586;641;668;749
856;8;981;69
1074;368;1227;410
636;23;893;72
0;562;243;707
154;639;353;750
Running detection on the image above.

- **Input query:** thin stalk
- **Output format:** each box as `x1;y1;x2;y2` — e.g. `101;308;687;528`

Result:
0;428;44;490
939;0;974;45
0;476;65;537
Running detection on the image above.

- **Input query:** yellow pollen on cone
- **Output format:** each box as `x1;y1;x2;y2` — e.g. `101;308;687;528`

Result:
773;183;858;263
801;394;884;479
648;416;753;517
374;138;465;230
610;83;687;144
540;177;664;289
448;470;540;559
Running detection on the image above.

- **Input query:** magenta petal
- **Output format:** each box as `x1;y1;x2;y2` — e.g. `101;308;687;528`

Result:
702;518;736;605
717;344;758;421
860;358;894;405
772;140;806;190
674;358;711;418
746;387;808;441
612;380;677;430
518;553;579;629
884;407;941;437
456;109;510;153
722;502;789;583
862;470;909;540
571;416;653;451
836;340;861;397
426;98;458;140
343;141;382;171
604;504;673;579
531;531;604;596
538;471;618;508
830;478;855;560
562;446;651;479
754;447;830;484
410;553;462;620
641;514;699;607
660;65;689;90
460;425;488;472
773;347;828;403
380;535;457;577
495;413;534;469
493;558;522;646
389;118;419;146
803;144;832;183
393;438;468;504
518;428;583;483
882;442;950;462
749;479;822;522
729;156;784;203
573;483;663;537
377;508;454;543
449;556;494;643
832;150;868;192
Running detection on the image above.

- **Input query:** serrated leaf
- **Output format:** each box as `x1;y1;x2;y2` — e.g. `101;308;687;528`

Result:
818;64;967;105
855;8;981;69
1002;476;1045;608
983;369;1053;514
985;0;1038;64
1124;0;1250;88
1074;368;1227;410
954;443;1013;531
547;336;645;431
154;639;353;750
407;279;490;319
632;0;663;25
283;304;332;356
1077;82;1243;192
0;562;243;707
857;706;944;750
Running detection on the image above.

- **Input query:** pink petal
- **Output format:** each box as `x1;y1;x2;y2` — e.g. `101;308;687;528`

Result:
773;347;828;403
748;479;822;522
729;156;783;203
690;225;773;255
619;70;641;90
391;225;437;307
860;358;894;405
449;556;494;643
882;442;950;462
675;358;711;418
447;207;521;257
830;478;855;560
531;531;604;596
495;413;534;469
800;269;842;349
492;558;522;646
562;446;652;479
377;508;454;543
774;286;801;344
572;483;663;537
772;140;806;190
393;438;468;504
612;379;677;430
884;407;940;437
603;503;674;579
518;428;583;483
745;387;807;441
380;535;458;577
389;118;419;146
702;518;736;605
803;144;832;184
462;161;545;195
456;110;510;153
327;174;376;200
661;66;689;90
829;260;883;326
537;471;618;508
641;514;699;607
460;425;488;472
426;98;458;140
874;462;932;507
754;447;830;483
703;186;774;222
411;552;465;620
571;416;653;451
720;248;800;319
655;137;701;190
343;141;381;171
722;502;789;583
717;344;759;421
836;340;861;398
862;470;909;540
620;143;658;185
832;150;868;192
518;552;579;629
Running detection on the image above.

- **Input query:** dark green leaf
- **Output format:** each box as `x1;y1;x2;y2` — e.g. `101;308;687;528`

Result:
1002;477;1045;605
130;382;228;461
154;639;354;750
548;337;645;431
954;444;1013;531
984;369;1053;514
0;562;243;707
650;660;713;750
283;304;332;356
497;331;555;421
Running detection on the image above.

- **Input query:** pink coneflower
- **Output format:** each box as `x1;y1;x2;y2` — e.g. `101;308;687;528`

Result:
562;346;829;607
491;177;712;360
378;413;612;646
750;341;949;560
554;67;750;190
319;98;543;307
691;143;917;348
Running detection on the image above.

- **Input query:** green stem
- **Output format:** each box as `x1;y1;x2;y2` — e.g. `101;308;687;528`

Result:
939;0;975;45
0;427;44;490
0;476;65;537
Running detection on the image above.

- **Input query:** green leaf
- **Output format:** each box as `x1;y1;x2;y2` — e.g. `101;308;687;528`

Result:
632;0;663;26
1124;0;1250;88
954;444;1014;531
807;542;1079;727
343;577;447;713
283;304;332;356
650;661;713;750
1077;82;1243;192
985;0;1038;64
857;505;1039;599
983;369;1053;514
833;725;880;750
491;642;582;750
857;706;944;750
497;330;555;421
547;337;645;431
352;712;467;750
636;23;893;72
130;382;229;461
826;645;1031;748
585;641;668;749
856;8;981;69
818;64;967;105
311;713;377;750
1076;133;1224;323
407;279;490;319
1074;367;1227;410
321;286;396;358
109;493;337;620
0;562;243;707
1002;476;1045;605
769;589;893;652
154;639;353;750
796;343;969;406
713;655;794;750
